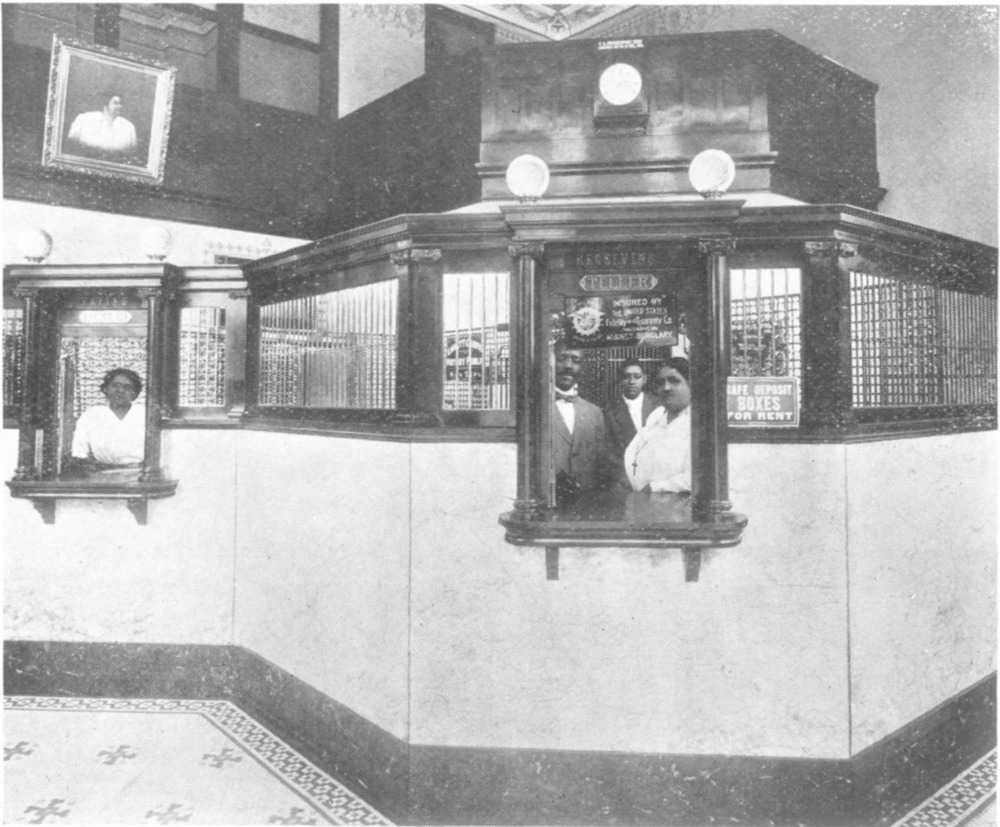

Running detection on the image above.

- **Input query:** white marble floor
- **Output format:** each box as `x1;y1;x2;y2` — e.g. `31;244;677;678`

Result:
3;696;392;825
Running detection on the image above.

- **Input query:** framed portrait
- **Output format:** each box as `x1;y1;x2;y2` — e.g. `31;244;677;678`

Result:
42;36;177;185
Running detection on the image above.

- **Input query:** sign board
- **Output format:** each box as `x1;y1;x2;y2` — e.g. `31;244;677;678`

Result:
727;376;799;427
561;294;677;348
578;273;659;292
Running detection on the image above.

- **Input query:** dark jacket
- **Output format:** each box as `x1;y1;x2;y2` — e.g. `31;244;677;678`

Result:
604;392;660;464
552;395;608;498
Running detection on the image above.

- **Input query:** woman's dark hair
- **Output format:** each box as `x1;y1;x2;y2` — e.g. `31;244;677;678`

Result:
661;356;690;384
100;368;142;396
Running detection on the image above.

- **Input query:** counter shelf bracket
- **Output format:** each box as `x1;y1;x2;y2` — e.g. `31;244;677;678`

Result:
541;544;701;582
32;500;56;525
127;498;148;525
6;479;179;525
546;545;560;580
683;548;701;582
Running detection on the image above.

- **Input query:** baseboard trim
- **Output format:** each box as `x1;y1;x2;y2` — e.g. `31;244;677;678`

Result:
5;641;994;826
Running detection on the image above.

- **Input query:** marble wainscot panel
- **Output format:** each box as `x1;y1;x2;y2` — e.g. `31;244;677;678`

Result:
3;429;237;644
846;431;998;752
409;441;851;758
233;431;411;741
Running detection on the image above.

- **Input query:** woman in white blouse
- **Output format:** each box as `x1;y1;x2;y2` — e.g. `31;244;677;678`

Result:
623;357;691;493
70;368;145;470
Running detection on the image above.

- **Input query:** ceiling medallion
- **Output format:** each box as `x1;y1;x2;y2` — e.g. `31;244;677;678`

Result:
457;5;632;41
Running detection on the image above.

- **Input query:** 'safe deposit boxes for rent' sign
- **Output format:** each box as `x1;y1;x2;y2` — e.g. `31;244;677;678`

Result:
727;377;799;428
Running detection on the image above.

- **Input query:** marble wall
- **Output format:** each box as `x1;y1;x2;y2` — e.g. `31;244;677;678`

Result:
3;427;994;759
232;431;412;740
408;442;852;758
846;431;998;752
2;429;237;643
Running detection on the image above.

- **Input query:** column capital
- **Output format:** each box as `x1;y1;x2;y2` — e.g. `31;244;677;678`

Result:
697;238;737;256
228;288;252;300
508;241;545;260
803;239;858;260
390;247;442;274
12;286;40;299
136;287;164;301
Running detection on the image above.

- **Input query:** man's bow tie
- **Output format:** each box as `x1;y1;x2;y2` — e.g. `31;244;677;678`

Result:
555;390;578;403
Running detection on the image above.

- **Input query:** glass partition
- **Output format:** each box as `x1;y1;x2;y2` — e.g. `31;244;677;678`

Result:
4;306;25;422
178;306;226;407
258;280;398;409
849;271;997;408
442;271;510;411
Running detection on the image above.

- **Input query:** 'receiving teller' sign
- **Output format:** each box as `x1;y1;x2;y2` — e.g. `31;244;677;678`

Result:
727;377;799;428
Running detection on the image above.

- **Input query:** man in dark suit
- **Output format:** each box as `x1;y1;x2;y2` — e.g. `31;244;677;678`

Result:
603;358;660;484
552;342;608;506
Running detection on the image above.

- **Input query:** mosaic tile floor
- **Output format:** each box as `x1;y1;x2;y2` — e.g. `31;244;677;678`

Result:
4;695;993;826
892;749;996;827
4;696;393;825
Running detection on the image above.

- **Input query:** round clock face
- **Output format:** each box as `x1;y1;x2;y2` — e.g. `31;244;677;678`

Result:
599;63;643;106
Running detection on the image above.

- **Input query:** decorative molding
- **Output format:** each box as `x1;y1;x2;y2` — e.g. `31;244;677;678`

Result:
390;247;443;276
508;241;545;259
343;4;424;39
456;4;629;41
803;240;838;257
804;240;862;260
698;238;738;256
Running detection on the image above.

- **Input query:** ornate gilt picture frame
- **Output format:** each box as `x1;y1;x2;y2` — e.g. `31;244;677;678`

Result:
41;35;177;185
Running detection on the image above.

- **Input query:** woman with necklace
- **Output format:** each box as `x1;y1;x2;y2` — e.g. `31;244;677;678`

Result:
623;357;691;494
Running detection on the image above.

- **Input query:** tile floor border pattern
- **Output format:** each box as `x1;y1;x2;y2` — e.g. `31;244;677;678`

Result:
4;695;394;826
891;749;996;827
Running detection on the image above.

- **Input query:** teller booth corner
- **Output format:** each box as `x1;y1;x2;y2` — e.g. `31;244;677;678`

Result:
499;203;751;582
5;264;181;524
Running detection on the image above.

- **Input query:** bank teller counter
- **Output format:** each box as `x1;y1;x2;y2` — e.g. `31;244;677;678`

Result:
3;264;248;523
234;202;996;581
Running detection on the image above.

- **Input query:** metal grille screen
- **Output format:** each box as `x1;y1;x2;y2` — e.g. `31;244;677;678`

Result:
850;272;996;407
442;272;510;410
730;268;802;381
3;308;24;412
259;280;398;408
179;307;226;406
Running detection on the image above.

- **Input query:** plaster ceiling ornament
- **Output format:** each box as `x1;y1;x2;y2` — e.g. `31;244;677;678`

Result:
456;4;633;41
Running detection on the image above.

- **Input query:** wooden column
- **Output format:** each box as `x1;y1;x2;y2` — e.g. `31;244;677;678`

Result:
509;241;546;516
138;288;165;482
801;240;853;433
13;287;41;480
392;247;444;422
226;289;251;420
691;239;735;520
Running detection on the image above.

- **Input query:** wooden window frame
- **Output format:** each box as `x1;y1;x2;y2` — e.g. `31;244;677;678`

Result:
4;264;181;524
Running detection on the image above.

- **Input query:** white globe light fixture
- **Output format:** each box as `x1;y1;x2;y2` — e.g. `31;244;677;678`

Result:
688;149;736;199
140;225;173;261
505;154;550;202
19;227;53;263
599;63;643;106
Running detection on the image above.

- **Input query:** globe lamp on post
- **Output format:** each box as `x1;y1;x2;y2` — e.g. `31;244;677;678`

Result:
505;155;550;203
688;149;736;200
